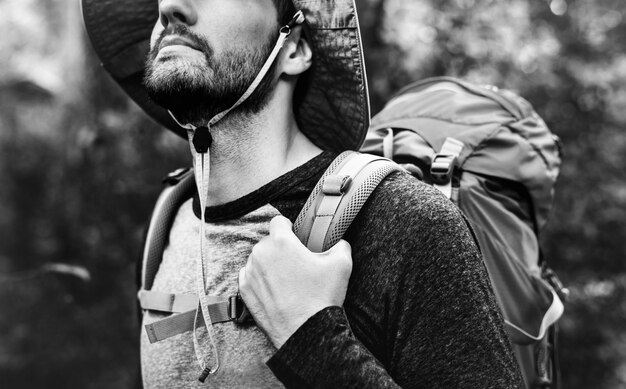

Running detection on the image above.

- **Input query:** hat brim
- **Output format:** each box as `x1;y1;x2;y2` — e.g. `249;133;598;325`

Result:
81;0;369;152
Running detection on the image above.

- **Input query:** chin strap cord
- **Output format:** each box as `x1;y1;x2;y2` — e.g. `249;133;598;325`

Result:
205;10;305;128
168;10;305;133
191;131;220;382
166;11;306;383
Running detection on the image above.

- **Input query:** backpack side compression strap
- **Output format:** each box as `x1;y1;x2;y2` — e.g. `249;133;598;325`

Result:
295;152;403;252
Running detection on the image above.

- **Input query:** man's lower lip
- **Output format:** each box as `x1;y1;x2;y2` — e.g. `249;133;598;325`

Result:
158;45;201;53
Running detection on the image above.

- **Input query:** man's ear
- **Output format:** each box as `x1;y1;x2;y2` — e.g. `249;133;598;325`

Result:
279;26;313;76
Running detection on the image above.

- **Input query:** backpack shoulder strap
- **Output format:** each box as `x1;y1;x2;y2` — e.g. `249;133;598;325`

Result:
138;155;401;343
294;151;403;253
141;168;196;291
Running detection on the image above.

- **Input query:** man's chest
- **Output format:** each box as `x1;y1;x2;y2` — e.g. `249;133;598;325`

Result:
141;200;284;388
154;200;282;295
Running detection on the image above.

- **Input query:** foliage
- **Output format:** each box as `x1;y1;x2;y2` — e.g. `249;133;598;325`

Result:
0;0;625;387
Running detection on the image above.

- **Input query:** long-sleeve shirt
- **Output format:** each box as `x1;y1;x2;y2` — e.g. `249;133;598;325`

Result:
140;151;523;388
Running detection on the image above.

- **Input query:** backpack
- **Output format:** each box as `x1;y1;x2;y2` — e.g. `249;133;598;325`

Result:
361;76;567;389
137;76;566;389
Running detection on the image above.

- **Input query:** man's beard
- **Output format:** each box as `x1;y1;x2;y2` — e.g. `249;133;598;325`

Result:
143;24;279;126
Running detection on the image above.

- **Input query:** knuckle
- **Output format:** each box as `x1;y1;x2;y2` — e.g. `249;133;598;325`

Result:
346;261;353;275
250;243;261;259
330;242;351;261
272;232;290;247
339;239;352;251
269;215;287;232
271;214;286;224
342;250;353;264
250;240;267;261
341;258;353;276
337;252;353;274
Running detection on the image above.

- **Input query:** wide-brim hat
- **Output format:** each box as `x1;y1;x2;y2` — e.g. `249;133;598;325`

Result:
81;0;370;152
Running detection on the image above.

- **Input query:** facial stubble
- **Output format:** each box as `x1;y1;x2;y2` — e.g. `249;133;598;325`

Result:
144;25;280;127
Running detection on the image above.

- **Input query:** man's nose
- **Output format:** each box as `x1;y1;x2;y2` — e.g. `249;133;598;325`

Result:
159;0;198;28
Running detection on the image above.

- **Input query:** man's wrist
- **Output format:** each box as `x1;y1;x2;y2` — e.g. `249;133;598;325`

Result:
267;306;348;385
270;304;336;348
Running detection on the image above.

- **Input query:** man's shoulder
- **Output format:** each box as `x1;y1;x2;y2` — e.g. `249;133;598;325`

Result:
346;169;480;270
365;170;465;230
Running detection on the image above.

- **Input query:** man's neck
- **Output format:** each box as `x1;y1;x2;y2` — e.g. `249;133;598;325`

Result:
195;96;322;207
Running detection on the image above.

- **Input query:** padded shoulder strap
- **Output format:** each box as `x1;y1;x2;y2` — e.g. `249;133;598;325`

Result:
294;151;403;253
141;168;195;290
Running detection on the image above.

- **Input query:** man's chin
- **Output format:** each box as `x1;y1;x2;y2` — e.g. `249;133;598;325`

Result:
149;56;198;77
145;59;208;95
144;75;213;124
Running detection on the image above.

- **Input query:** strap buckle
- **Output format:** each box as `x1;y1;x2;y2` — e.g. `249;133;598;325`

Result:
542;266;570;302
322;175;352;195
280;10;305;36
430;154;458;185
229;294;252;324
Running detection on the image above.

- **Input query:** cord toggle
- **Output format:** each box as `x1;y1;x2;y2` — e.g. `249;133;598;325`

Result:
192;126;212;154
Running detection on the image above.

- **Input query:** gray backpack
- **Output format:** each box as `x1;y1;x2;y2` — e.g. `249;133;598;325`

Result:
362;76;567;389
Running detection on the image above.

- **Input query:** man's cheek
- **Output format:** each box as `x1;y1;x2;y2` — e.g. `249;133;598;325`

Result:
150;24;163;52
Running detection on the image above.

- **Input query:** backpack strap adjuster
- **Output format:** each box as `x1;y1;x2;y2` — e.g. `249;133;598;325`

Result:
431;138;464;199
431;154;458;185
543;266;570;302
322;175;353;195
229;294;252;324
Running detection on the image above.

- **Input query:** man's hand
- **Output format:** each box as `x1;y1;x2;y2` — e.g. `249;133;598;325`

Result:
238;215;353;349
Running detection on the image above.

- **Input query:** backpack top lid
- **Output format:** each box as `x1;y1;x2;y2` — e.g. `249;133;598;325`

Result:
369;77;561;230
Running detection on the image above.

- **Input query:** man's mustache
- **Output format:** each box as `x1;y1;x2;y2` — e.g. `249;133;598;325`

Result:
150;24;213;59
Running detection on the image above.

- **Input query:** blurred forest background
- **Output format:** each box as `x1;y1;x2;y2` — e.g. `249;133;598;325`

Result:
0;0;625;387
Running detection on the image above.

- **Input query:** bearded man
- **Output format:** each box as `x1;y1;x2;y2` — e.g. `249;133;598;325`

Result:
82;0;524;387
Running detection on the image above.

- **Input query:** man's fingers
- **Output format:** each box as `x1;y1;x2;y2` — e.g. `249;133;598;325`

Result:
238;266;248;292
322;239;352;258
238;265;259;302
268;215;306;249
328;239;351;253
269;215;293;235
319;239;353;276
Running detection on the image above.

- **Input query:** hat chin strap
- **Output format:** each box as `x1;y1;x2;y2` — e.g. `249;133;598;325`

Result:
168;9;305;139
166;11;305;383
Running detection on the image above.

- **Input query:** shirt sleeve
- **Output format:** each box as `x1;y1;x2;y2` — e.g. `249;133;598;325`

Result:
267;174;524;388
267;306;400;388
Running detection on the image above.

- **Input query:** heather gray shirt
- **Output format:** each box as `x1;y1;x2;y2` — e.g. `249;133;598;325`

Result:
140;151;523;388
141;201;283;388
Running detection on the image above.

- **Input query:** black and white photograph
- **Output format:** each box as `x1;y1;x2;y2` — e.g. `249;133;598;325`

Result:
0;0;624;388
